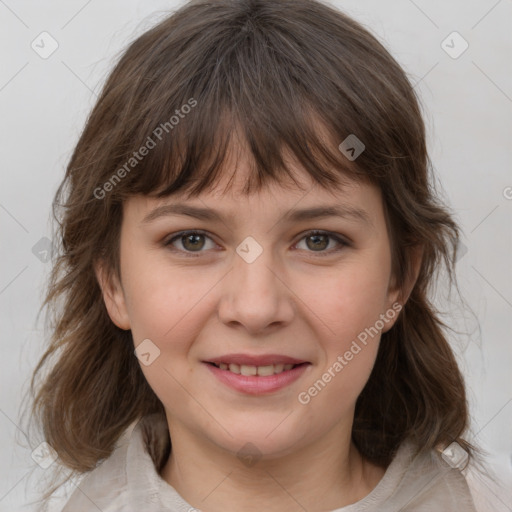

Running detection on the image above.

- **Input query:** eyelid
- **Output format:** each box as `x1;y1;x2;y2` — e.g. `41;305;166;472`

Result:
297;229;351;247
163;229;350;256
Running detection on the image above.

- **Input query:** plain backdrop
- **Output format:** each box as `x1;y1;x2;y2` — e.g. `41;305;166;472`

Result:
1;0;511;510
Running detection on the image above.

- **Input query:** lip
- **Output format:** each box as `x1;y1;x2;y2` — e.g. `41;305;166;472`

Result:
203;361;311;395
203;353;308;366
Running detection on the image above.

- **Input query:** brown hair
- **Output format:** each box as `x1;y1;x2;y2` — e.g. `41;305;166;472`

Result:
24;0;479;503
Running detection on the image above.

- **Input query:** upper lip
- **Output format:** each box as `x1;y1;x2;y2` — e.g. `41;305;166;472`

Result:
203;354;309;366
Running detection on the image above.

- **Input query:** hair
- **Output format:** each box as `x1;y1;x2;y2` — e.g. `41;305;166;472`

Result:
23;0;481;505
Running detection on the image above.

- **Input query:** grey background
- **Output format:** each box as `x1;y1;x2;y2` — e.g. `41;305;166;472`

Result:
1;0;511;510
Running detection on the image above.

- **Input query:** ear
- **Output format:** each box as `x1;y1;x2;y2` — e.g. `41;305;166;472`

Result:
94;259;131;330
382;244;423;332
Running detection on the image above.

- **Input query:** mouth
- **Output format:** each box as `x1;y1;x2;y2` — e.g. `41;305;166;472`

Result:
202;356;312;395
205;361;310;376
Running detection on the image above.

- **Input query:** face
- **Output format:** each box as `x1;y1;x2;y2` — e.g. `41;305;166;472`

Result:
97;154;410;461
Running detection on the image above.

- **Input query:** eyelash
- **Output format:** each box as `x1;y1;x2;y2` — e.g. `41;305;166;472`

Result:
163;229;350;257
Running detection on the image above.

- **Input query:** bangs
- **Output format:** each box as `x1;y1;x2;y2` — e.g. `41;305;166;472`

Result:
102;7;394;203
126;102;366;201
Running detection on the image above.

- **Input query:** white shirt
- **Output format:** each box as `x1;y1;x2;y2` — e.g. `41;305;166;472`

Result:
60;413;479;511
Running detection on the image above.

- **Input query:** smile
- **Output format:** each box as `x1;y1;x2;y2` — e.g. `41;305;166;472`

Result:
203;361;311;395
209;362;302;376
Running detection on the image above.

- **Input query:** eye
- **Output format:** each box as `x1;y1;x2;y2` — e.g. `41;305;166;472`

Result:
164;229;349;257
294;230;349;256
164;230;217;255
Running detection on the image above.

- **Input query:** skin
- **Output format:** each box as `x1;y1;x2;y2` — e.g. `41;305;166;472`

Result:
96;145;422;512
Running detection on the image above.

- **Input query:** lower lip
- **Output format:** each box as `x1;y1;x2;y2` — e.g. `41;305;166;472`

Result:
203;362;311;395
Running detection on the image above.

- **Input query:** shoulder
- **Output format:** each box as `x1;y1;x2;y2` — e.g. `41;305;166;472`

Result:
401;451;478;511
371;439;479;511
60;414;169;512
59;437;131;511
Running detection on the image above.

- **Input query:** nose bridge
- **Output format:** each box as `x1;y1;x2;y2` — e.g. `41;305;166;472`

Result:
235;233;276;290
217;233;293;332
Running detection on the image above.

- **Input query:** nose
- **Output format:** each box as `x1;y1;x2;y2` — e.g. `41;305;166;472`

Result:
217;240;295;336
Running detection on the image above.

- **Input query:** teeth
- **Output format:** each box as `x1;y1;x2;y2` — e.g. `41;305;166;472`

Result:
274;364;284;373
229;363;240;374
240;364;257;376
214;362;301;375
256;365;274;376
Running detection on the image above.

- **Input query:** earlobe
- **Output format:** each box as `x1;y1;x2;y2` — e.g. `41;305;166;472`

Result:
94;260;131;330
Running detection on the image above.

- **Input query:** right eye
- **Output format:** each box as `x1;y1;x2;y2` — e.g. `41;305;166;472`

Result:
163;230;218;256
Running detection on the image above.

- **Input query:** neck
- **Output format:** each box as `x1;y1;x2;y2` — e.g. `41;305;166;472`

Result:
160;419;386;512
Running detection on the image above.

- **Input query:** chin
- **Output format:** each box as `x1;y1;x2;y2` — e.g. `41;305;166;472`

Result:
208;420;310;462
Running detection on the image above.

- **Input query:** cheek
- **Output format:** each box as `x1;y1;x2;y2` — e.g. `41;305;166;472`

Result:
305;258;391;345
295;250;391;401
122;250;218;352
296;267;386;418
122;257;214;409
120;247;183;338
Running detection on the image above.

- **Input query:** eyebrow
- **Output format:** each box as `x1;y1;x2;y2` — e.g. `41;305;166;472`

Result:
141;203;373;228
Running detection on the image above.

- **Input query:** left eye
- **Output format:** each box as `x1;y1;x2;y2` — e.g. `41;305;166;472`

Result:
294;230;348;254
164;230;348;256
